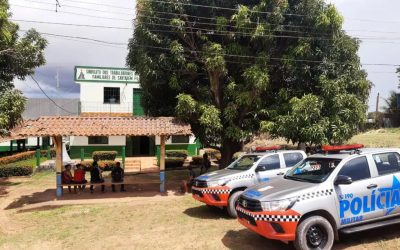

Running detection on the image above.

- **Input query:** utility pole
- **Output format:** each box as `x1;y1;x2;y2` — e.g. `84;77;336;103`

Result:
375;92;380;126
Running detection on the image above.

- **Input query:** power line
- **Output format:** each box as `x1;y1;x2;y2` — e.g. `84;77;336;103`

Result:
12;19;132;30
140;24;400;44
140;0;400;24
10;4;133;21
130;43;400;67
62;0;135;11
30;75;77;114
20;29;127;45
22;0;133;16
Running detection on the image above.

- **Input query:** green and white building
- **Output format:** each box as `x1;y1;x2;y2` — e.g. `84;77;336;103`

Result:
69;66;200;159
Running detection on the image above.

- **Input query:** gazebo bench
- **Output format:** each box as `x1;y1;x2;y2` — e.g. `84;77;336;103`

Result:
59;179;161;188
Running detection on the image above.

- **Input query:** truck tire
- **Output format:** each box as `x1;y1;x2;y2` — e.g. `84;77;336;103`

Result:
227;191;243;218
294;215;334;250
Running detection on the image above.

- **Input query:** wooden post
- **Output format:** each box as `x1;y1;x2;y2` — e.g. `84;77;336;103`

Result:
53;136;63;197
159;135;166;192
9;140;13;153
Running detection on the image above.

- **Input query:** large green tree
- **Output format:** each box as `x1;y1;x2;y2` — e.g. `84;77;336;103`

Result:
0;0;47;134
127;0;370;166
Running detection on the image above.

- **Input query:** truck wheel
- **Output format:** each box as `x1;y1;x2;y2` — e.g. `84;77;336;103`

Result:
227;191;243;218
294;215;334;250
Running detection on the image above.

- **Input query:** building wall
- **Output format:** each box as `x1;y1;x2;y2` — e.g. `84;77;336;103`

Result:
79;82;140;114
23;98;79;119
0;137;51;152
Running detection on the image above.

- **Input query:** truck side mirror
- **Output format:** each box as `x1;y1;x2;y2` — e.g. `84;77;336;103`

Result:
255;165;268;172
334;175;353;185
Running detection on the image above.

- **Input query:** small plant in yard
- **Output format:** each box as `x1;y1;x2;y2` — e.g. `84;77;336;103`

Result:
166;150;188;159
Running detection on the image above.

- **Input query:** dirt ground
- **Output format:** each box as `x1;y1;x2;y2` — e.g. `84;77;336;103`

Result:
1;171;400;250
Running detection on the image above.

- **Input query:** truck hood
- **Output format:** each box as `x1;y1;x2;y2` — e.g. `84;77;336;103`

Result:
196;168;249;182
242;177;319;201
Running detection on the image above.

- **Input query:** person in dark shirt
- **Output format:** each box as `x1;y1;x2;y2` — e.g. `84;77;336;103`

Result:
90;161;105;193
111;162;126;192
200;153;211;174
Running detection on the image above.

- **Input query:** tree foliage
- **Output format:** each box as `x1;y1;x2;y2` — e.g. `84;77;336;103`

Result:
127;0;370;164
0;0;47;134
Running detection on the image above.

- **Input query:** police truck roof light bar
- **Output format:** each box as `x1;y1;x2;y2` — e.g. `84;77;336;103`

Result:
255;146;281;152
321;144;364;152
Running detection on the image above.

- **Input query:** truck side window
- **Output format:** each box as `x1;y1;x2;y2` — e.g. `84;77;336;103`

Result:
258;155;280;170
283;153;304;167
373;152;400;176
338;157;370;182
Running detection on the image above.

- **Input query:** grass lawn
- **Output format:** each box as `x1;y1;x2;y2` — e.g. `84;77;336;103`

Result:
349;128;400;148
1;157;48;168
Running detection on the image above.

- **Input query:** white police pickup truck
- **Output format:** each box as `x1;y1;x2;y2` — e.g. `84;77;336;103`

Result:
237;144;400;250
192;147;306;217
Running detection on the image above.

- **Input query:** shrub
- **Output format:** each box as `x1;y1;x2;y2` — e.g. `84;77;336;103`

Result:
98;160;118;171
0;165;33;177
0;148;56;166
0;151;35;165
92;151;117;161
204;148;221;160
166;150;188;159
165;157;185;168
232;152;245;161
40;149;56;158
191;156;203;166
79;160;118;171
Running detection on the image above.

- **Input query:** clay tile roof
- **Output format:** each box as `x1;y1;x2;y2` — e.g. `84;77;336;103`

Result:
0;116;191;142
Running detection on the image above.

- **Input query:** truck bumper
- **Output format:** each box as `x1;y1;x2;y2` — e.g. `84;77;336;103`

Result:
236;206;300;241
191;186;231;206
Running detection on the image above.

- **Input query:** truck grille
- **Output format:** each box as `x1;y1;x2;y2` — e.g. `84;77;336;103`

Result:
192;189;203;197
193;180;207;188
237;209;257;226
238;196;262;212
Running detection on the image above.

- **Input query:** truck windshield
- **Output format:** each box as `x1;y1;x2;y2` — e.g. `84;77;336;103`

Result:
285;158;342;183
227;155;261;171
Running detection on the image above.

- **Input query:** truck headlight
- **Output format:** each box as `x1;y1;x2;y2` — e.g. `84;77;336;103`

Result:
260;197;297;211
207;179;229;187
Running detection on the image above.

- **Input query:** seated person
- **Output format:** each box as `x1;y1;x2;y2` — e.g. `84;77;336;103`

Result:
73;164;87;191
181;166;196;193
62;164;76;193
111;162;126;192
90;161;105;193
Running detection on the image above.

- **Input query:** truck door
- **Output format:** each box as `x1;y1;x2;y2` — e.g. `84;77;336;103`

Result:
253;154;282;185
334;156;375;226
370;152;400;217
283;152;305;171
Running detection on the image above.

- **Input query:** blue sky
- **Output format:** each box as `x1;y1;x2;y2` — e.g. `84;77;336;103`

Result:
9;0;400;111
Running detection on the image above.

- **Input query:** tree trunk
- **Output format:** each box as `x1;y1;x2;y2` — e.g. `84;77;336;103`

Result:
219;139;242;169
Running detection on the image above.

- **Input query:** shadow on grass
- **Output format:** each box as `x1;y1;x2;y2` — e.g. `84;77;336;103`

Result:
183;205;231;219
0;179;23;196
4;183;178;210
221;229;292;250
334;224;400;249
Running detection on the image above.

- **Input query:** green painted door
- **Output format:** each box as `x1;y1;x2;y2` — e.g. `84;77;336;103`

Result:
133;89;145;116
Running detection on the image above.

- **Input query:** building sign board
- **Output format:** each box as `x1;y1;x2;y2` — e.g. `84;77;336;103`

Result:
74;66;139;83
